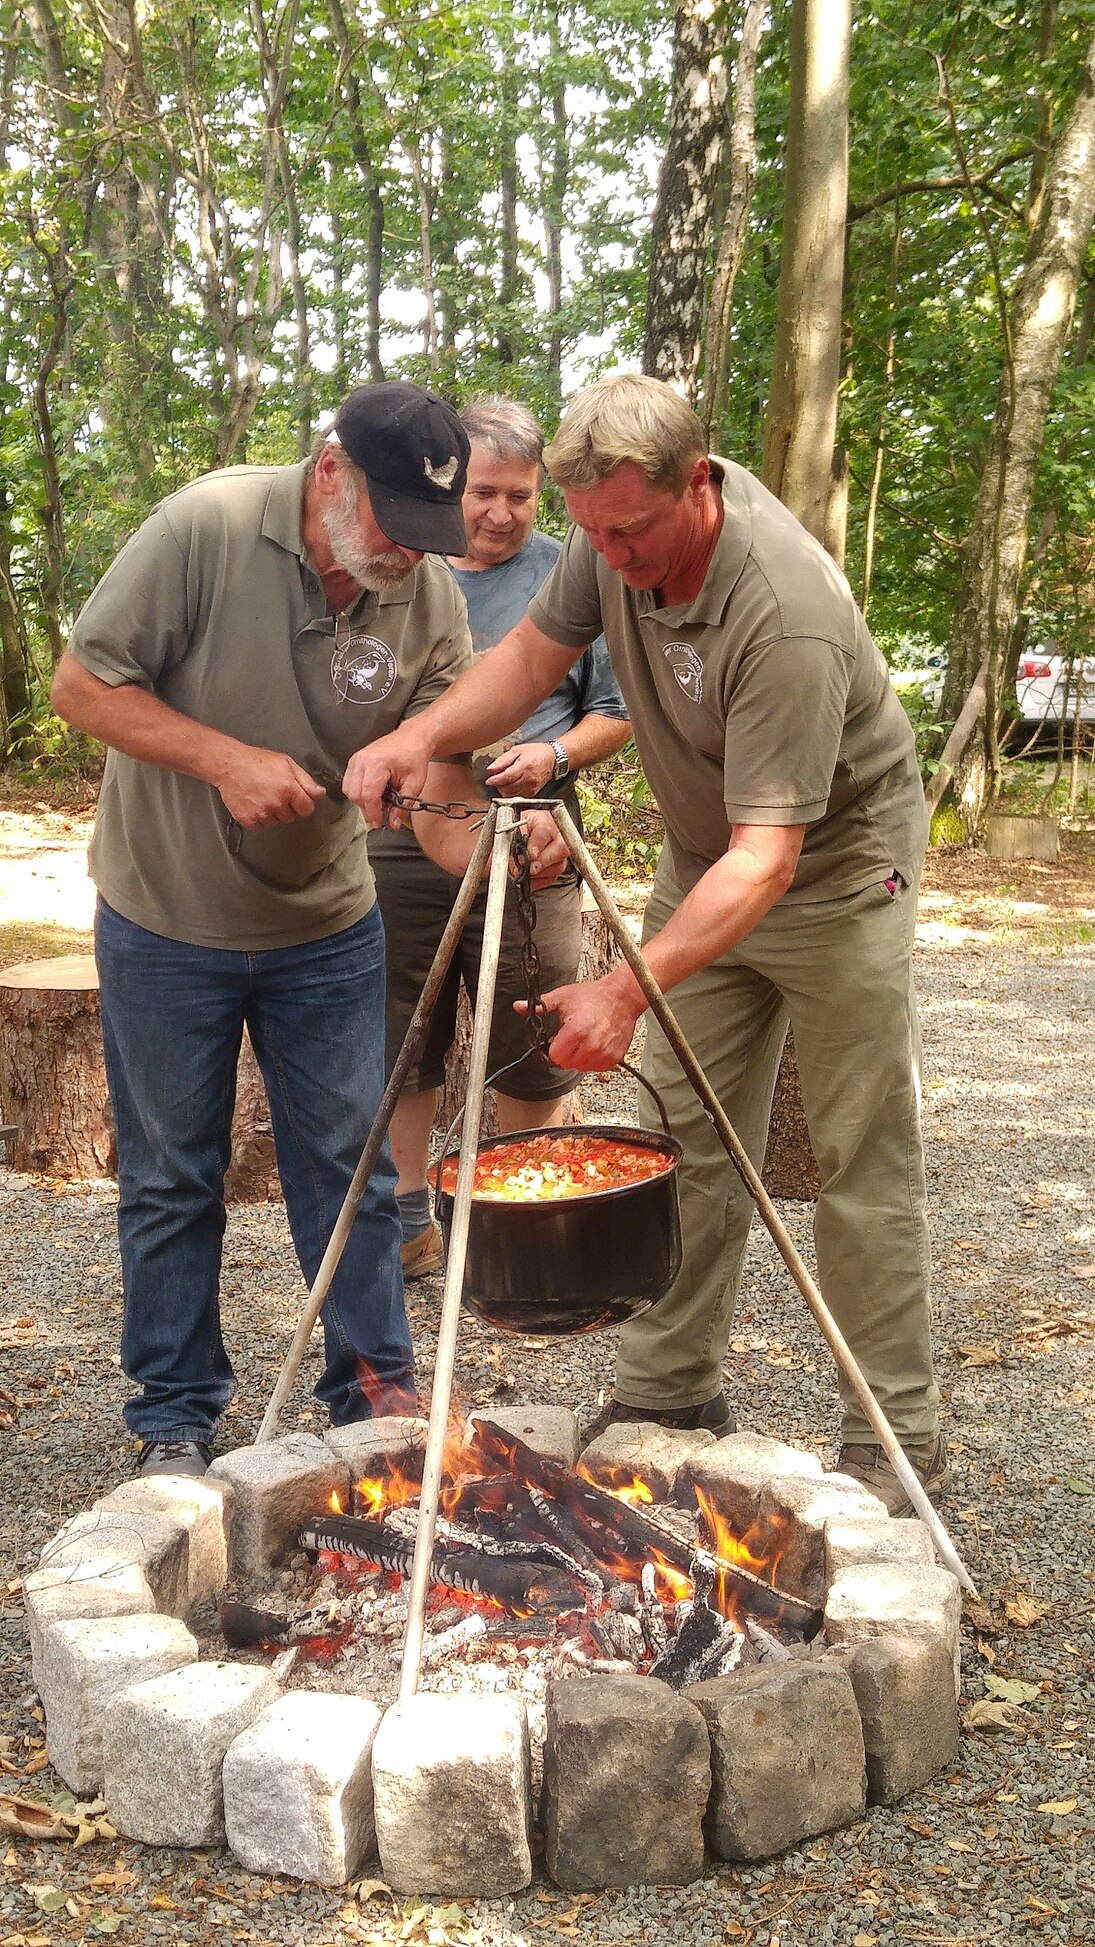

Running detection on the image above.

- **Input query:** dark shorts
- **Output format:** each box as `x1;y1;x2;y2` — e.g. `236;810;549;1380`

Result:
372;838;583;1101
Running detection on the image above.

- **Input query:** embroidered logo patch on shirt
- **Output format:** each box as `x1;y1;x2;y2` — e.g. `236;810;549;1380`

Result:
663;640;704;703
332;631;398;704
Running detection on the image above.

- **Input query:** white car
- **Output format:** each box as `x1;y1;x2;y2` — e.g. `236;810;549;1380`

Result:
1014;651;1095;740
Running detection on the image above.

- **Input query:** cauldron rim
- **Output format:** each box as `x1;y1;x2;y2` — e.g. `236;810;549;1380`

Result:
436;1122;683;1210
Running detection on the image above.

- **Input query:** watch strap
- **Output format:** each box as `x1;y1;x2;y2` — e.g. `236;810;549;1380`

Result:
550;738;569;780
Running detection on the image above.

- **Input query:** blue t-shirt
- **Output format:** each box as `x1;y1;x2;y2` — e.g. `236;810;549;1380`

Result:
447;530;627;794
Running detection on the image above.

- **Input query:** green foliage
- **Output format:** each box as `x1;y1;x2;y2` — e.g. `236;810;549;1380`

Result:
2;0;1094;789
930;803;967;848
577;742;663;880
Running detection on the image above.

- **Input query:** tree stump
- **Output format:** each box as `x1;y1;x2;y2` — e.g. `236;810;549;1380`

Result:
761;1033;819;1201
0;955;279;1201
983;812;1059;861
433;898;622;1143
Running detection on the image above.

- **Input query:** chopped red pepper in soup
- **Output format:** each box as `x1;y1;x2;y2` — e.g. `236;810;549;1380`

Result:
438;1131;675;1202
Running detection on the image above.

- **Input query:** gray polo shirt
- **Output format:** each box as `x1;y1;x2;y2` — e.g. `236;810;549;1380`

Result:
527;458;927;900
68;460;472;948
447;529;627;793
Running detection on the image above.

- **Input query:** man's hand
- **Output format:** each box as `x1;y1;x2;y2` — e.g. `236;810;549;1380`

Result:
214;746;325;828
485;742;557;797
517;965;645;1071
342;725;433;829
519;807;569;886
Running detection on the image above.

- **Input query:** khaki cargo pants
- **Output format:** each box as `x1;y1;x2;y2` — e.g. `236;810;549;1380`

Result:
623;857;940;1444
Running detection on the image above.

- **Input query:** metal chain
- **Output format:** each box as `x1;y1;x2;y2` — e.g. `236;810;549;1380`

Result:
382;785;483;822
510;826;554;1060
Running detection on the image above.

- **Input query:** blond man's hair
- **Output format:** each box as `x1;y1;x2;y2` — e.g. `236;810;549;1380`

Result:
544;373;706;494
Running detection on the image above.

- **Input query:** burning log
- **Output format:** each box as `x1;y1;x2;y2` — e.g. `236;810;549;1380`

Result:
299;1512;583;1618
744;1617;794;1663
219;1598;353;1658
470;1419;821;1637
646;1561;742;1690
639;1562;669;1660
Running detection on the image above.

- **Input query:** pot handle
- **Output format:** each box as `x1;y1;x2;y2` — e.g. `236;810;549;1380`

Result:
434;1055;533;1181
616;1060;675;1139
434;1057;676;1184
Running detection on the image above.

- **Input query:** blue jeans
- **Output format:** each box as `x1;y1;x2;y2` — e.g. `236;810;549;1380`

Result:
95;898;414;1441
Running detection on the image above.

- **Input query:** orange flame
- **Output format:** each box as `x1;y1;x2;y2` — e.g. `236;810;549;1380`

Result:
577;1462;655;1507
329;1489;343;1515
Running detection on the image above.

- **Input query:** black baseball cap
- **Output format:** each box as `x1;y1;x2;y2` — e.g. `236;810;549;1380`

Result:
332;381;470;554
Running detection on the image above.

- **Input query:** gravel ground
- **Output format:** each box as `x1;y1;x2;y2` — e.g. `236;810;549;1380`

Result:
1;841;1094;1946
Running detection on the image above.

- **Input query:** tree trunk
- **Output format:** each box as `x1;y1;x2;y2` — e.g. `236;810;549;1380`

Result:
700;0;767;443
0;957;279;1199
760;0;851;546
942;29;1095;826
861;205;903;616
641;0;730;400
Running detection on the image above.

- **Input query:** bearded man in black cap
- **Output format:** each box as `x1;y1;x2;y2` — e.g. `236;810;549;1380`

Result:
51;381;565;1479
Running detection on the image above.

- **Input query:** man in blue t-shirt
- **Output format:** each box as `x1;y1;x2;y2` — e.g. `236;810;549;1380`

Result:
369;397;631;1277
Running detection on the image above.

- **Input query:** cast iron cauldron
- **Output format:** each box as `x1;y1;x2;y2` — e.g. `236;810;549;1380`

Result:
436;1124;684;1337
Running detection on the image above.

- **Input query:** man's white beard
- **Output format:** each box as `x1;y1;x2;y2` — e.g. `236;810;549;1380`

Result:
323;481;411;591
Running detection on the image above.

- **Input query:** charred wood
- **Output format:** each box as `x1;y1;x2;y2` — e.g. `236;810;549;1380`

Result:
744;1616;794;1662
471;1419;821;1636
300;1512;583;1616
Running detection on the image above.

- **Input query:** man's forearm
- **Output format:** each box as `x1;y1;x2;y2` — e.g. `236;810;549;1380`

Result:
407;619;585;763
51;652;239;790
556;712;631;772
613;829;804;1005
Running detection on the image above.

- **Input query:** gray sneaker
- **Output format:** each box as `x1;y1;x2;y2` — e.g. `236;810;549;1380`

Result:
836;1434;949;1517
135;1439;212;1480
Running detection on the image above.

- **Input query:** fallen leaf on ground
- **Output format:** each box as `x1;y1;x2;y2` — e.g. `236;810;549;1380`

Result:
963;1699;1036;1734
1071;1263;1095;1279
0;1797;67;1839
1037;1798;1077;1817
963;1598;1001;1635
1004;1592;1049;1628
1066;1478;1093;1495
983;1673;1041;1704
958;1343;1005;1367
30;1886;67;1912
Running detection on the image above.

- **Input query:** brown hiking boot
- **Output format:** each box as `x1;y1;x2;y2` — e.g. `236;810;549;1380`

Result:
836;1434;949;1517
583;1393;736;1445
401;1220;445;1281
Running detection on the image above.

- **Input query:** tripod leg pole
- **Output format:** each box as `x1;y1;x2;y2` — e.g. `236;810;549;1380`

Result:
255;808;498;1446
398;806;521;1698
551;802;975;1595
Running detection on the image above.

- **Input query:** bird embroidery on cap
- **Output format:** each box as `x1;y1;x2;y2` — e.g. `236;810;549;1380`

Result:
423;454;459;488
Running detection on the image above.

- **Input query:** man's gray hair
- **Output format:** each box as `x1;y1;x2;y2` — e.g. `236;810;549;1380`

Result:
460;395;545;472
544;373;706;494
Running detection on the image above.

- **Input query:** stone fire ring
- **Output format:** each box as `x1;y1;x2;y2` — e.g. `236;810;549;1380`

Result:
26;1410;962;1896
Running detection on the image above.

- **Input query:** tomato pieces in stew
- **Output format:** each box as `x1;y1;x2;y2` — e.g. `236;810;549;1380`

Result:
438;1131;675;1202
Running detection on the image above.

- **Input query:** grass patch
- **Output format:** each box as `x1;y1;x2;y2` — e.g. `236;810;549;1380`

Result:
0;919;94;970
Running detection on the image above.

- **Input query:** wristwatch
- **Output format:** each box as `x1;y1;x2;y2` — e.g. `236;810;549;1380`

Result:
550;739;569;781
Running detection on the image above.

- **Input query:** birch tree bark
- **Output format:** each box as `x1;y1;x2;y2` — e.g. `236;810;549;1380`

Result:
700;0;767;444
943;29;1095;818
641;0;729;399
760;0;851;546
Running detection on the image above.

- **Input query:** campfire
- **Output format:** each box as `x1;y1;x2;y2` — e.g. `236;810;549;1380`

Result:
218;1417;822;1692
